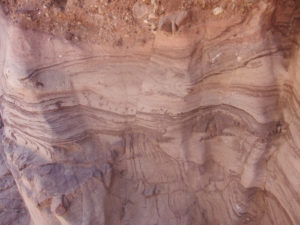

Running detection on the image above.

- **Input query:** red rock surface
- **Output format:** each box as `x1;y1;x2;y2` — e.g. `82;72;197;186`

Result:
0;0;300;224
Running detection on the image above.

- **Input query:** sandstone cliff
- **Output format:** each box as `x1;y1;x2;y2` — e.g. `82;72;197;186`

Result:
0;0;300;224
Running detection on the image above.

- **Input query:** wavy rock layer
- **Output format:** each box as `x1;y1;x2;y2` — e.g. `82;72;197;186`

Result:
0;0;300;225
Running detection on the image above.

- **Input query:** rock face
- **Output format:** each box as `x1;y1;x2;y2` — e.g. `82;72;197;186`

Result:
0;131;30;225
0;0;300;225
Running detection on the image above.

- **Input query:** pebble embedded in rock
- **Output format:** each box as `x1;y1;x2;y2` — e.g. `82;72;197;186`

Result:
132;2;152;19
213;6;224;15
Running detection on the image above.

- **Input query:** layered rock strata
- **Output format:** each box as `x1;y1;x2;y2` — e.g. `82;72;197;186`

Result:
0;0;300;224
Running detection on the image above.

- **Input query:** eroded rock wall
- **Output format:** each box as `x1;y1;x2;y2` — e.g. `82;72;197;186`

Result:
0;0;300;225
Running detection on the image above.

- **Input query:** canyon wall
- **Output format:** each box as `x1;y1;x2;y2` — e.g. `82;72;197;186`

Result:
0;0;300;224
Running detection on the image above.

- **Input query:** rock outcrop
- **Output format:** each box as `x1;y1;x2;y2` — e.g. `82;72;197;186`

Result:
0;0;300;224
